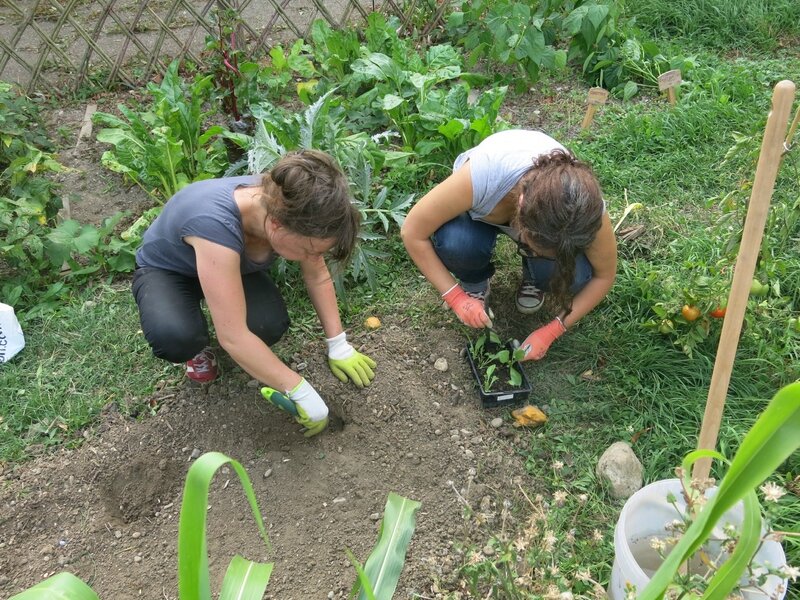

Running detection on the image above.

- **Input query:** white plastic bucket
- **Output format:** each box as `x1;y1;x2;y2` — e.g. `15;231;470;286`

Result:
609;478;787;600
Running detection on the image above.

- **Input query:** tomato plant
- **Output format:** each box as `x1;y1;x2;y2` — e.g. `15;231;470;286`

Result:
710;307;727;318
681;305;701;321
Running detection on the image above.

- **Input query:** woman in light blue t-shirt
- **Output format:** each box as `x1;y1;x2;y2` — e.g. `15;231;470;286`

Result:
401;130;617;361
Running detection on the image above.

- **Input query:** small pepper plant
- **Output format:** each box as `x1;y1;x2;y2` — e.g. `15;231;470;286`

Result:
468;329;526;393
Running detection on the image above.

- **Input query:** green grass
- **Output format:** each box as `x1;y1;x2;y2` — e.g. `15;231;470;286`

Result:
0;284;175;461
623;0;800;52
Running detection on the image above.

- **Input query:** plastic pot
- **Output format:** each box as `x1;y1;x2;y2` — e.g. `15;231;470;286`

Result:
609;478;787;600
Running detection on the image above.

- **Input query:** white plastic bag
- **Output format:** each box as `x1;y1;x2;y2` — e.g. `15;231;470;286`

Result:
0;303;25;364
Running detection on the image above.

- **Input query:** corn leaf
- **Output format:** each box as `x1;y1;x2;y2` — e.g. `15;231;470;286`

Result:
357;492;421;600
9;572;99;600
219;555;273;600
178;452;272;600
346;548;377;600
639;382;800;600
702;491;761;600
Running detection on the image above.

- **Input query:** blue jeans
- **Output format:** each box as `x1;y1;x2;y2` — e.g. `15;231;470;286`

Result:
431;213;593;293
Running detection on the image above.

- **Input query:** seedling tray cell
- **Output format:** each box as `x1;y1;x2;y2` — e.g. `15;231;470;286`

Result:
465;342;532;409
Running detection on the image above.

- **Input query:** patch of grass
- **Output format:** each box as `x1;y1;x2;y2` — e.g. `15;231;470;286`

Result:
0;283;175;461
623;0;800;52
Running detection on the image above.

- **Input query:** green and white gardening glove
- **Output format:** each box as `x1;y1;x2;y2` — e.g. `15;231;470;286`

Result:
325;331;377;388
260;378;329;437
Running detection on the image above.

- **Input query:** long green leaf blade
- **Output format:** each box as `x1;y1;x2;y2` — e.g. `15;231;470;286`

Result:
358;493;421;600
219;555;273;600
178;452;271;600
639;383;800;600
702;491;761;600
9;572;99;600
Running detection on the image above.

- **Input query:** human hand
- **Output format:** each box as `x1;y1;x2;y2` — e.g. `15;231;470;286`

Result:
261;378;329;437
326;332;377;387
442;284;493;329
521;318;566;361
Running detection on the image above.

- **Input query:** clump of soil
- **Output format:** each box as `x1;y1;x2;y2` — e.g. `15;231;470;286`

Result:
0;322;535;599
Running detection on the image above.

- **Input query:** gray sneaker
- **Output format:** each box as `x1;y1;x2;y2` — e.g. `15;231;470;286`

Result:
516;281;544;314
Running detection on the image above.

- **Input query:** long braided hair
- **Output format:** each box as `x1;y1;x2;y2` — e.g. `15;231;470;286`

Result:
514;149;603;317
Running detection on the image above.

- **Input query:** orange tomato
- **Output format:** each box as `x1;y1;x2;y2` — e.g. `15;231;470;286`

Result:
681;305;701;322
710;307;727;318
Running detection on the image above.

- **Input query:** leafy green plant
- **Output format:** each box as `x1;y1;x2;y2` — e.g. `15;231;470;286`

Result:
9;451;421;599
468;330;526;392
638;382;800;599
94;60;230;201
237;90;415;291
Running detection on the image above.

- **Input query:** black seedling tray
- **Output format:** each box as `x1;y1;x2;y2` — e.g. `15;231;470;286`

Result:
465;342;532;409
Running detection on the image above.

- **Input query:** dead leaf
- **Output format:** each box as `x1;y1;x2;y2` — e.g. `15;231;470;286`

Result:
511;405;547;428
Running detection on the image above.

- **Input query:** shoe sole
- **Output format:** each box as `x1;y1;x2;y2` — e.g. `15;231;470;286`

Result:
516;300;543;314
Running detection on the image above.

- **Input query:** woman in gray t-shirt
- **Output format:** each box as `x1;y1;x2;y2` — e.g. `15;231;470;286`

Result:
401;130;617;361
133;150;376;436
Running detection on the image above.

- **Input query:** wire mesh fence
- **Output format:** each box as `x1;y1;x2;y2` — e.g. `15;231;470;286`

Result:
0;0;425;94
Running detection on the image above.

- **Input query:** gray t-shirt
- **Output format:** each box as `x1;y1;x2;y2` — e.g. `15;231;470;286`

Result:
453;130;566;241
136;175;277;276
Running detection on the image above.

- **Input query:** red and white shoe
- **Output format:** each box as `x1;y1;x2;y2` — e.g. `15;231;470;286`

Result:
186;347;218;383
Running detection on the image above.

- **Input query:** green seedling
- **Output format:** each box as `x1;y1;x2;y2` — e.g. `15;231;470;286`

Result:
468;330;526;393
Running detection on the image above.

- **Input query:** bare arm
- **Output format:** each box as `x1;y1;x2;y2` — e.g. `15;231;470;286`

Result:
400;165;475;294
560;212;617;328
301;255;344;338
189;236;301;392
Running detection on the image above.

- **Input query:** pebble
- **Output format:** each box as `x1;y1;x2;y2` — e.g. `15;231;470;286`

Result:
190;448;201;460
263;468;273;478
464;449;475;460
434;429;442;435
328;592;335;599
134;555;142;563
246;379;259;388
132;532;141;539
114;530;122;539
434;358;449;372
370;513;381;521
482;544;495;556
332;497;346;504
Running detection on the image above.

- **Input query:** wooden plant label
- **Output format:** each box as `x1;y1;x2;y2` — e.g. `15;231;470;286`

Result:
587;87;609;105
658;69;682;105
581;87;609;131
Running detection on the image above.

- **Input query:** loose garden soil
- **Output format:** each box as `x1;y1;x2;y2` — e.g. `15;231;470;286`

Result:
0;102;551;599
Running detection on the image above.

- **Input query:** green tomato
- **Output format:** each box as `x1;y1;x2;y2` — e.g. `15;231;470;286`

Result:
750;279;768;297
659;319;675;334
790;318;800;333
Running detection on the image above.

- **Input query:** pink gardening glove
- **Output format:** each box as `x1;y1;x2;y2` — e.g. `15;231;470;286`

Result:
521;318;566;361
442;285;492;329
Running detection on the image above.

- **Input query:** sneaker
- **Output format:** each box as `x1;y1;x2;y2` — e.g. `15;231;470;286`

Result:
516;281;545;314
186;347;218;383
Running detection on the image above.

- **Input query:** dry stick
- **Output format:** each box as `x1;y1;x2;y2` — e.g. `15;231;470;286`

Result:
0;0;45;76
692;80;796;482
142;0;182;83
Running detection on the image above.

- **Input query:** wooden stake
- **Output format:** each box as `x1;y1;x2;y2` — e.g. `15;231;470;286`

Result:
581;87;609;131
658;69;682;106
784;103;800;149
693;80;796;482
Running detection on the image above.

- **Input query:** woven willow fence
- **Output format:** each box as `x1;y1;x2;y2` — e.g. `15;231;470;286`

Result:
0;0;428;95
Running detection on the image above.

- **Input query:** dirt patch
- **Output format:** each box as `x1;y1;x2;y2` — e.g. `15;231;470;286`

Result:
0;322;538;599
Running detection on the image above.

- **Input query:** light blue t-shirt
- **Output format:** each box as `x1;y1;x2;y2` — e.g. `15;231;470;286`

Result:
136;176;277;276
453;130;566;240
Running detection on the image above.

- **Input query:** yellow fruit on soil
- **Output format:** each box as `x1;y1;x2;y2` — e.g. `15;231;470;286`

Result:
511;405;548;428
364;316;381;329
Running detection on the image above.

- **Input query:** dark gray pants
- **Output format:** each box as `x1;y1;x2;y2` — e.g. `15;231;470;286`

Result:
132;267;289;363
